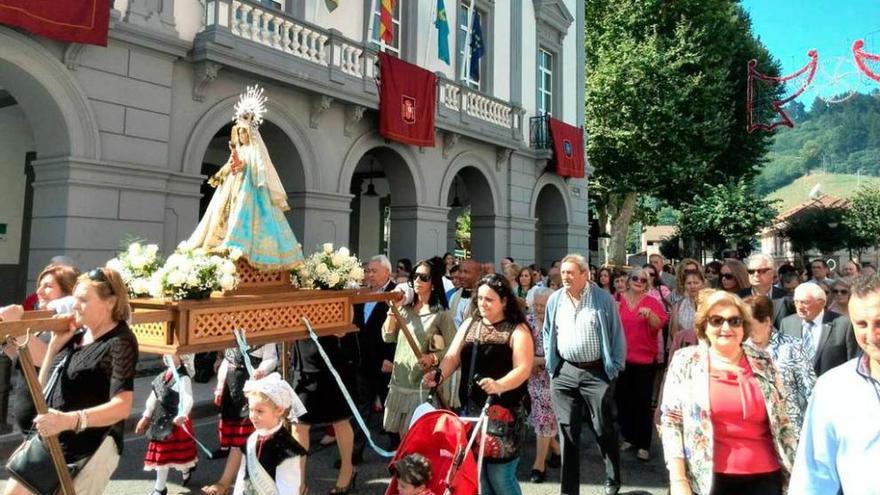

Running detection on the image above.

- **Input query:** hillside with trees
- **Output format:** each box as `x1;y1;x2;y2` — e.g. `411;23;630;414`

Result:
756;91;880;194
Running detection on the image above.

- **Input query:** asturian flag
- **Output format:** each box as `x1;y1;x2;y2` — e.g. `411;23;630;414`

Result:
435;0;450;64
469;11;484;81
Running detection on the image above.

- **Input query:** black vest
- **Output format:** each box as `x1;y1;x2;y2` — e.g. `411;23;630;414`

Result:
146;365;189;441
245;427;308;480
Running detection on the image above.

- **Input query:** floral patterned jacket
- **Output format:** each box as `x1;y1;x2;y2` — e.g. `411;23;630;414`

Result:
659;342;798;495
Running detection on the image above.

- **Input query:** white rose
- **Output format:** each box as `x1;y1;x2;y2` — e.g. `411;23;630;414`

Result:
177;240;191;251
106;258;124;273
323;242;334;254
338;247;350;258
228;247;243;261
167;270;186;286
327;272;341;287
130;255;148;270
145;244;159;257
131;278;149;296
331;254;345;267
194;248;207;258
221;260;236;275
316;263;329;275
149;275;164;297
186;273;201;287
177;258;193;274
128;242;142;256
350;266;364;280
220;274;236;291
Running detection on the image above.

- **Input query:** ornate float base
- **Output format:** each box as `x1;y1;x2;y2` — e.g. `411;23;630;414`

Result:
223;258;293;295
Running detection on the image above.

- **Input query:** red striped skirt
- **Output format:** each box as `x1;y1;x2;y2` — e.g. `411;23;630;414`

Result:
218;417;254;448
144;420;198;471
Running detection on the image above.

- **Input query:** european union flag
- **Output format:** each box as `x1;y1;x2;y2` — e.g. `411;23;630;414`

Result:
469;11;484;82
435;0;450;64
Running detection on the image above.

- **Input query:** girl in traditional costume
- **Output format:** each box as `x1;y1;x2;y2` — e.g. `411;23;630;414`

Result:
188;86;303;271
136;354;198;495
232;373;307;495
202;343;278;495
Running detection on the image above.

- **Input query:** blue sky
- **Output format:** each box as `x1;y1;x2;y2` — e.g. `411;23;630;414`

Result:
742;0;880;100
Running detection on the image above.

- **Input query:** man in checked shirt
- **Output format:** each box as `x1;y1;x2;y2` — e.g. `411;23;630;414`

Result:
542;253;627;495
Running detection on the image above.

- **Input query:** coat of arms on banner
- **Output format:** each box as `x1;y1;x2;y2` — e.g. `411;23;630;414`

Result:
563;140;573;158
402;95;416;124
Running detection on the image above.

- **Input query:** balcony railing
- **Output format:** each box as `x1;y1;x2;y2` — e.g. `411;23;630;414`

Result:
201;0;519;138
530;114;552;149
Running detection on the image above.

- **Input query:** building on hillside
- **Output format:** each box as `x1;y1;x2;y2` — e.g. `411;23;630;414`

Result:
759;194;855;267
0;0;588;303
641;225;676;258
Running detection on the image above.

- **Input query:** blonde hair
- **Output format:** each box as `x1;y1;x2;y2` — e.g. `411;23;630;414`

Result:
77;267;130;322
694;290;754;342
675;258;703;295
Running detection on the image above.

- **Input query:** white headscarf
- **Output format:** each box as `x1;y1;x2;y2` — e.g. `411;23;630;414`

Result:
243;372;307;422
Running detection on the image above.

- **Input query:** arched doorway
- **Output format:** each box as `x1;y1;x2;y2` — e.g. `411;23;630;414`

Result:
196;119;307;245
534;184;569;270
0;27;99;303
445;166;495;262
348;147;418;262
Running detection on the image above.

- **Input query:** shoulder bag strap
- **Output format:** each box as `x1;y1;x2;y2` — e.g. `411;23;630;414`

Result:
465;319;482;416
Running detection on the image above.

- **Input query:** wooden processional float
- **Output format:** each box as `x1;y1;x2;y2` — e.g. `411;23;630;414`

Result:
2;260;401;357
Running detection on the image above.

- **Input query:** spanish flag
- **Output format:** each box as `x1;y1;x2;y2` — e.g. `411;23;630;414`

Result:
379;0;395;43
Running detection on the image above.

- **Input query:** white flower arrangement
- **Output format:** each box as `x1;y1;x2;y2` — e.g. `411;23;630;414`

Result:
106;241;162;298
292;243;364;290
149;242;239;300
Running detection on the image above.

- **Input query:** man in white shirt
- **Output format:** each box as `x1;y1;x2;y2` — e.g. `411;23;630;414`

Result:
447;259;481;329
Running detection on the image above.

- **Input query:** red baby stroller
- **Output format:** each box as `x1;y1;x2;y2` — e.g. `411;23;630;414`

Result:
385;406;489;495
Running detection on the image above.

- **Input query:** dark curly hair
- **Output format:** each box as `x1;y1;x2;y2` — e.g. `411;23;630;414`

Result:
392;453;432;487
468;273;527;325
411;258;449;312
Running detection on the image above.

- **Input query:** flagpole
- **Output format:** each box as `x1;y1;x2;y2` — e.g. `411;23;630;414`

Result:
367;0;379;49
460;0;477;82
424;0;437;67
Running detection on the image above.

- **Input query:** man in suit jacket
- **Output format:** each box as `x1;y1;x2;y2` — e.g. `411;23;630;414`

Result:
780;282;858;376
350;254;397;462
737;253;794;328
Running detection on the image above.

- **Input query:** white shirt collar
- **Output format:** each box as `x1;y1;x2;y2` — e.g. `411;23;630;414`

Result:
808;310;824;326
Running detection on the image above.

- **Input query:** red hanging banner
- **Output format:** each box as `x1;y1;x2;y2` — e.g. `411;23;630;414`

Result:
548;118;585;178
378;52;437;147
0;0;110;46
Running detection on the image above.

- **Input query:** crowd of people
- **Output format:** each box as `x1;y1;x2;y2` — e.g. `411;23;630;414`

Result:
0;250;878;495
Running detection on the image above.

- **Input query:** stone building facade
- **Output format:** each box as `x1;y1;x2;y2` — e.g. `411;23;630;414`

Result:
0;0;587;303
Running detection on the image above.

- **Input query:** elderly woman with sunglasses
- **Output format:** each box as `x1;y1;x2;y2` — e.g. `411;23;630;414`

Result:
615;266;668;462
659;291;797;495
826;279;851;317
382;259;456;437
4;267;138;495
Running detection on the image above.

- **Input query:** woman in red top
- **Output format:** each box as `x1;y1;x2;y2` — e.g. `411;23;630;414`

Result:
615;266;668;461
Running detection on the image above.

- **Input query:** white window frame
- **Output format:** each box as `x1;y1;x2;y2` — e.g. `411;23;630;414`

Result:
457;2;487;91
537;48;553;116
369;1;402;56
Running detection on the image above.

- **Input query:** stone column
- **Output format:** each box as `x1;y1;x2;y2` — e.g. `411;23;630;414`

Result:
389;205;450;262
471;214;510;265
288;190;354;253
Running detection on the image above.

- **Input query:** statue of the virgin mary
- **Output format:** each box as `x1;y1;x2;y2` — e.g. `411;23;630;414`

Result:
188;86;304;270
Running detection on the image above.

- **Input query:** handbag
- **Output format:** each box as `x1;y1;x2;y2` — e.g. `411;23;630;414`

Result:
5;353;85;495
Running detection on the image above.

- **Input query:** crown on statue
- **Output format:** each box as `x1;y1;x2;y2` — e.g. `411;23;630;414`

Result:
233;85;268;129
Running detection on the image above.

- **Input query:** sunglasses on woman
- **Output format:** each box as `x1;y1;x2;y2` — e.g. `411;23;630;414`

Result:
87;267;115;295
707;315;743;328
630;275;648;283
413;272;432;282
720;273;735;280
832;289;849;295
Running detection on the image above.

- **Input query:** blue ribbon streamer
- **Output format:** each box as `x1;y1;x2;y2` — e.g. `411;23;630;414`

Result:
163;355;215;458
233;328;256;377
302;317;396;458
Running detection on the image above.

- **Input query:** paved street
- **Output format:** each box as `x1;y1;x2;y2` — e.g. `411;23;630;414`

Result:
0;417;669;495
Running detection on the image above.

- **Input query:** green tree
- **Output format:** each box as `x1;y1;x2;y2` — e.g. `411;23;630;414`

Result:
780;206;849;263
676;180;779;255
586;0;780;264
845;185;880;264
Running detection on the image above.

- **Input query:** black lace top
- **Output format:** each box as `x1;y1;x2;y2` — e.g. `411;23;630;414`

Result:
459;318;529;413
47;322;139;462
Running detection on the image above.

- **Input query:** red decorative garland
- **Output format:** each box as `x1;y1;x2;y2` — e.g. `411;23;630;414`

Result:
853;40;880;83
747;49;818;133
